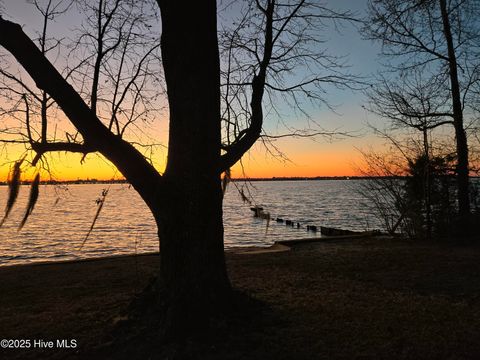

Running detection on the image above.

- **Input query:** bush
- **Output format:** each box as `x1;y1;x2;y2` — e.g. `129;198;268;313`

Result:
359;152;479;240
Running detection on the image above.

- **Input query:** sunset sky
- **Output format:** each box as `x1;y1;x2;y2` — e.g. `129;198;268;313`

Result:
0;0;385;181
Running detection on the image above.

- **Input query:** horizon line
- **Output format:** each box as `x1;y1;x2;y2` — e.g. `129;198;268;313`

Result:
0;174;451;185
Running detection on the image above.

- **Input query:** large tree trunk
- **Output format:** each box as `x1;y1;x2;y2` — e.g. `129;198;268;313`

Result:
153;0;232;334
154;176;231;335
439;0;470;218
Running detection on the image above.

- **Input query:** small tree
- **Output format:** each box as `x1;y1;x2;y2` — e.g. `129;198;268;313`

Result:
405;153;457;238
356;148;410;235
365;70;455;237
357;130;471;239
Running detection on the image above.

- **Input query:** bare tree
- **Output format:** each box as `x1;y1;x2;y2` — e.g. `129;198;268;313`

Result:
355;148;411;235
356;133;458;239
365;70;456;237
0;0;162;171
363;0;480;223
0;0;357;337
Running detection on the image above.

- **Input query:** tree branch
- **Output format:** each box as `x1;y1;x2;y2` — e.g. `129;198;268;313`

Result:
0;16;162;208
31;141;93;165
219;0;275;172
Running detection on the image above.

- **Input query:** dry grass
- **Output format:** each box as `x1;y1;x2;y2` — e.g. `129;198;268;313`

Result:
1;237;480;359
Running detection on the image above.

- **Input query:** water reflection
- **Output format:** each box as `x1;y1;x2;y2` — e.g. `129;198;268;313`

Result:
0;180;380;265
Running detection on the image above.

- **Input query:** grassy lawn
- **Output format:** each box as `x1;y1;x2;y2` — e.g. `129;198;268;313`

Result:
1;236;479;359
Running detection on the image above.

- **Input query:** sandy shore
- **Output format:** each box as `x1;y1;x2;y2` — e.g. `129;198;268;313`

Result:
1;236;480;359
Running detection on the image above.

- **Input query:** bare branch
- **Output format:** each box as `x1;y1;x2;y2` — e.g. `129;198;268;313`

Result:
0;16;162;204
219;0;359;171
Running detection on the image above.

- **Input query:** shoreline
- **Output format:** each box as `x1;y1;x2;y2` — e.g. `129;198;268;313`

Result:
0;233;377;269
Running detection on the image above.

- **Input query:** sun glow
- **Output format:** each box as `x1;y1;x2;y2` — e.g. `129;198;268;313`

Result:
0;141;366;183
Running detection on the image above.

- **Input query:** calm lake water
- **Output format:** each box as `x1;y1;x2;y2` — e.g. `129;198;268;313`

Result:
0;180;380;265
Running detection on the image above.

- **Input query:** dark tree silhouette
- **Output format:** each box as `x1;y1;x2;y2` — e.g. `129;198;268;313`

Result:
365;71;456;238
363;0;480;222
0;0;355;335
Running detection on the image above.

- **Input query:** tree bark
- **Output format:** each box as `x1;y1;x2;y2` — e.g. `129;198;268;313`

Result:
155;0;231;334
439;0;470;218
422;127;432;239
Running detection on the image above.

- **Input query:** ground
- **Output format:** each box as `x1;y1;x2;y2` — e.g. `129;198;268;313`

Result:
0;236;480;359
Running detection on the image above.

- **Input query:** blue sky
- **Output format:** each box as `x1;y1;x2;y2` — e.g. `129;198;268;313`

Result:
0;0;387;178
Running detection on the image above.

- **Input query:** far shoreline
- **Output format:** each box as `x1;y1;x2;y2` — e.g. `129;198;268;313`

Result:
0;175;421;186
4;174;480;185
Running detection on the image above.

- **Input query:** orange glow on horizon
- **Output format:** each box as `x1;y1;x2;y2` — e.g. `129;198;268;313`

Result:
0;138;369;182
0;152;362;182
231;151;360;178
